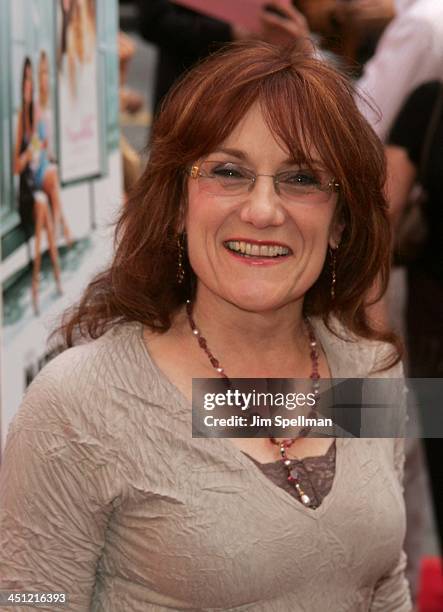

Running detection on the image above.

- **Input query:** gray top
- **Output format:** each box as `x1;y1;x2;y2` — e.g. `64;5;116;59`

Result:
0;318;412;611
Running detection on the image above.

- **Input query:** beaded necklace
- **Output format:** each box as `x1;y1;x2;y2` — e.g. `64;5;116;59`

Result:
185;300;321;508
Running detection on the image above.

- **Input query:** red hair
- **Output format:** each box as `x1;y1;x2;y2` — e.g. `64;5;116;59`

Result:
52;41;400;369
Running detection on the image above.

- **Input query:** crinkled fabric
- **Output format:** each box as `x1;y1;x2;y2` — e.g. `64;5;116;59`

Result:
0;319;412;611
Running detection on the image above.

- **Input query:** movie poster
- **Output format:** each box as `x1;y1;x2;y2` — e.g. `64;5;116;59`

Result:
57;0;102;183
0;0;121;454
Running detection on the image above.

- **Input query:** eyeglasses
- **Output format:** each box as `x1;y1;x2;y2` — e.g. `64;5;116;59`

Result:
188;161;339;204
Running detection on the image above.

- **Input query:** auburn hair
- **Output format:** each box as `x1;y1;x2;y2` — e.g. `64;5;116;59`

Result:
52;41;400;368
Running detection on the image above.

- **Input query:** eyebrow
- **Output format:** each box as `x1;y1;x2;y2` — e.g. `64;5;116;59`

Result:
212;147;248;161
211;147;324;167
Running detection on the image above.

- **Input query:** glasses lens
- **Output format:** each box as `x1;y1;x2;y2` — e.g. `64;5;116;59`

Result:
198;161;252;195
277;169;331;203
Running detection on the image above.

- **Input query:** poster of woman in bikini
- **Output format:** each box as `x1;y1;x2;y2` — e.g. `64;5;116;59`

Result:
57;0;102;183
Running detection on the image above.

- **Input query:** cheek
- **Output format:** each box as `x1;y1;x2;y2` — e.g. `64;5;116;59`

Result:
184;190;224;265
291;205;335;248
185;185;231;239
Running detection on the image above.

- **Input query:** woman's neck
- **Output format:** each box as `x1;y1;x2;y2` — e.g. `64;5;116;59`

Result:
177;290;312;378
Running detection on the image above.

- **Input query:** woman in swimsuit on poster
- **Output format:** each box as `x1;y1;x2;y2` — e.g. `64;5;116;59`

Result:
13;56;63;316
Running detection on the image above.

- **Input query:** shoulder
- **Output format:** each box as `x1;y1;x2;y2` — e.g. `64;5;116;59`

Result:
318;318;407;472
312;316;403;378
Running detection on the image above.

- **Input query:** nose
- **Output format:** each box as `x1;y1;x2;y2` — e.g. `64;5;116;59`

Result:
238;176;286;229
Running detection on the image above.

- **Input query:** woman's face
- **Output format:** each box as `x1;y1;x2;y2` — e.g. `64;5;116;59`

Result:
23;64;33;105
185;103;343;313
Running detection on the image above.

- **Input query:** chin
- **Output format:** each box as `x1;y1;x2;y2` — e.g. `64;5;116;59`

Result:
222;285;293;314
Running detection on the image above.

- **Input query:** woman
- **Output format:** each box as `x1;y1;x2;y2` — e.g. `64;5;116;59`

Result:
35;50;72;246
13;56;62;316
0;42;411;610
61;0;92;99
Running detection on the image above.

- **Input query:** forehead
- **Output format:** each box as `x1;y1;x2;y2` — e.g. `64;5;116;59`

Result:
217;103;290;162
216;102;322;167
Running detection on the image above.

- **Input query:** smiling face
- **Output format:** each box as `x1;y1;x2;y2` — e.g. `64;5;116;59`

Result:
185;103;343;314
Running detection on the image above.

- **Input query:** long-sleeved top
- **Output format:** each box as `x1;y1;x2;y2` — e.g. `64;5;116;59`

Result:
356;0;443;141
0;317;412;611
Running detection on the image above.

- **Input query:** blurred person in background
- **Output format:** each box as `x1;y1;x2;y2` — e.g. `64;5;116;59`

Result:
386;82;443;597
254;0;443;141
354;0;443;141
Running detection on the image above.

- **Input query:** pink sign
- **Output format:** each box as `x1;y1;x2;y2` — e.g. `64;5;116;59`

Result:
171;0;291;33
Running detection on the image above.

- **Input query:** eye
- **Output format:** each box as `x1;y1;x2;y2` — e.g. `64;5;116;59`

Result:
209;163;249;180
279;169;321;187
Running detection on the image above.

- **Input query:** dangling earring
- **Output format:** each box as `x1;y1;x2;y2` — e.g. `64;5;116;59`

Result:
329;246;338;300
176;234;185;285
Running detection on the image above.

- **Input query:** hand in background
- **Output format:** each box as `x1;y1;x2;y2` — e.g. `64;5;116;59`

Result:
260;1;312;52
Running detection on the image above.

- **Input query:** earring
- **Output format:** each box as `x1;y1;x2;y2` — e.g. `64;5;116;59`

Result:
176;234;185;285
329;246;338;300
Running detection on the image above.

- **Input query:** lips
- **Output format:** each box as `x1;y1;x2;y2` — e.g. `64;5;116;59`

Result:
223;239;292;258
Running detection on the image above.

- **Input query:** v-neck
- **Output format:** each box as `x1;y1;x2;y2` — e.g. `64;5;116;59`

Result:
228;433;343;520
135;319;349;519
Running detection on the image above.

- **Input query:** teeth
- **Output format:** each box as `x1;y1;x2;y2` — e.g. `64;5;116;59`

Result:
225;241;290;257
